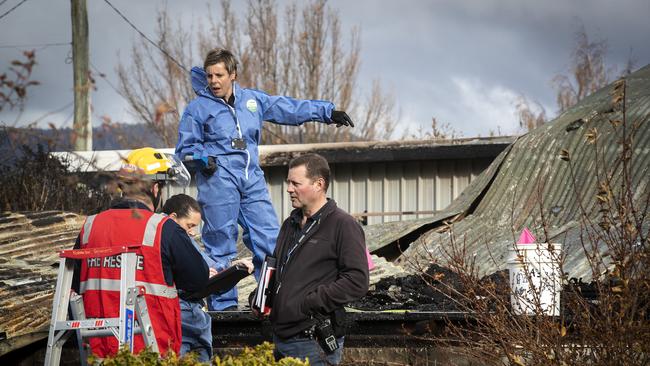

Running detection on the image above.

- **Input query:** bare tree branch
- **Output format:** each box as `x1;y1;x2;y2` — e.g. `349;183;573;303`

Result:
116;0;398;145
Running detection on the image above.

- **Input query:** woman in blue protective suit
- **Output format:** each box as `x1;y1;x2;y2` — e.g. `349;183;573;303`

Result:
175;48;354;310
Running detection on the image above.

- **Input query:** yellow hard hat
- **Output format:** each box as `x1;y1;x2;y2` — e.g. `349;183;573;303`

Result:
120;147;190;187
124;147;171;175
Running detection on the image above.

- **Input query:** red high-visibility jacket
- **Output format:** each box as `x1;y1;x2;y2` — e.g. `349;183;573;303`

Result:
78;208;181;357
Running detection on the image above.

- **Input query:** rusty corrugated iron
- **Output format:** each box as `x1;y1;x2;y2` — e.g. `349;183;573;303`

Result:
0;211;84;356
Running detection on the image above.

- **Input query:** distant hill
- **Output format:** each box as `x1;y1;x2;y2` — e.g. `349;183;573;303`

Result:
0;123;169;156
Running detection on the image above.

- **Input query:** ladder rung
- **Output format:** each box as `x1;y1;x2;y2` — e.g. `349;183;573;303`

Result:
81;325;145;338
55;318;120;330
45;251;158;366
59;245;141;259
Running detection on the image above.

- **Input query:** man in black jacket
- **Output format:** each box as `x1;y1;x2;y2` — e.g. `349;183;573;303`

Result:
267;153;369;365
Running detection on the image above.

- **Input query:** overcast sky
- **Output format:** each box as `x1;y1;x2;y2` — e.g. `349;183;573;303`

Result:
1;0;649;141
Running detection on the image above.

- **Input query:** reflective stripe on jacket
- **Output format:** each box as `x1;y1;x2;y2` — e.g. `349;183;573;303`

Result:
79;209;181;357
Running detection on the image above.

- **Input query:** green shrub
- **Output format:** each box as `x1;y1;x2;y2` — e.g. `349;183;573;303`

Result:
89;342;309;366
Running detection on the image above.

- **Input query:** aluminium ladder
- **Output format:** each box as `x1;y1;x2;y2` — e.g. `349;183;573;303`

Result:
44;246;158;366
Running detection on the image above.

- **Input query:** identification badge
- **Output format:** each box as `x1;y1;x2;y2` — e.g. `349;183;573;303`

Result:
231;138;247;150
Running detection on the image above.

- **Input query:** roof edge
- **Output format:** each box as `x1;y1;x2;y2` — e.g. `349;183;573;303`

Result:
52;136;517;172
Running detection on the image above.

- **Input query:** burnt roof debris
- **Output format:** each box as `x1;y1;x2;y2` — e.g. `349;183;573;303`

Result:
350;263;467;312
370;64;650;280
0;211;84;356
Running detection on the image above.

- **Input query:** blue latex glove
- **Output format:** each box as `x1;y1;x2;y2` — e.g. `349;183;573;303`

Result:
183;154;216;176
194;153;209;169
201;156;217;177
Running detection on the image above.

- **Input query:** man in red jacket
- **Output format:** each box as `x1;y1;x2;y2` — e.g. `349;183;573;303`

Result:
72;147;209;357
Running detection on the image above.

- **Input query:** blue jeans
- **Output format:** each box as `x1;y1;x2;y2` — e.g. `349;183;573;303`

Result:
273;334;344;366
180;299;212;362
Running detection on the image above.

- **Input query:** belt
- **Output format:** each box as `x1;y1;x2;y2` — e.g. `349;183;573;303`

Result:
179;295;206;306
293;327;315;339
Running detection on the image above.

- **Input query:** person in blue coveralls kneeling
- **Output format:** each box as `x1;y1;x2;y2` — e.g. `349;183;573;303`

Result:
175;48;354;310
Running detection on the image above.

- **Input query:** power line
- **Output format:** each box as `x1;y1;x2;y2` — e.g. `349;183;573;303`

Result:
89;60;122;96
0;0;28;21
0;41;70;49
262;125;291;144
102;0;188;73
31;101;74;125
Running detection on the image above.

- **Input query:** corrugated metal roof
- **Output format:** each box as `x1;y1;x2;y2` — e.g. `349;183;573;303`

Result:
0;211;84;356
51;137;515;172
258;137;514;166
381;65;650;279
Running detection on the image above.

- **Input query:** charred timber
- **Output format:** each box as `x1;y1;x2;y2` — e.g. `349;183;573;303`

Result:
209;310;471;348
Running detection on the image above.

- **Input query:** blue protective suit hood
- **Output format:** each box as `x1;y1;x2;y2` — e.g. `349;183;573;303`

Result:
191;67;213;99
190;67;206;95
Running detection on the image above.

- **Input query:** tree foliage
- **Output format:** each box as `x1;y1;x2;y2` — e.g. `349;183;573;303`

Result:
0;50;39;114
552;25;613;114
405;117;462;140
116;12;195;147
0;144;111;213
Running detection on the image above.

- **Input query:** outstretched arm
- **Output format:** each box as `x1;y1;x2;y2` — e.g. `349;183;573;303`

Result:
256;91;335;126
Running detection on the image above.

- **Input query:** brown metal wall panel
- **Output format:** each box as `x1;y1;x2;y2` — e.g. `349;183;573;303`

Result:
350;163;369;219
418;161;437;220
401;161;420;222
383;162;403;223
368;163;386;225
436;161;454;210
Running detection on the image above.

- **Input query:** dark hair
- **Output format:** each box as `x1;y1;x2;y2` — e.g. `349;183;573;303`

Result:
288;153;330;192
162;194;201;219
203;48;238;76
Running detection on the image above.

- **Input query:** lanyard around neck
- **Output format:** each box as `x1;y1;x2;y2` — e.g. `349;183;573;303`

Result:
280;217;320;274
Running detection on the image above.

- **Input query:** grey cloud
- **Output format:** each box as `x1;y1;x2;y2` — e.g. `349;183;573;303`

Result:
1;0;648;138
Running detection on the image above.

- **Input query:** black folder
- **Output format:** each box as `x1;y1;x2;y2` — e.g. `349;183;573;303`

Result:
186;263;251;300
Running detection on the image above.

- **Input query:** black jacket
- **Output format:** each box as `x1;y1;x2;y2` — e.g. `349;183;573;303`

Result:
269;199;369;339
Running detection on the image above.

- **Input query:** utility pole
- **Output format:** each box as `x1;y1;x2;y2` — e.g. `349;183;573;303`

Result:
71;0;91;151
